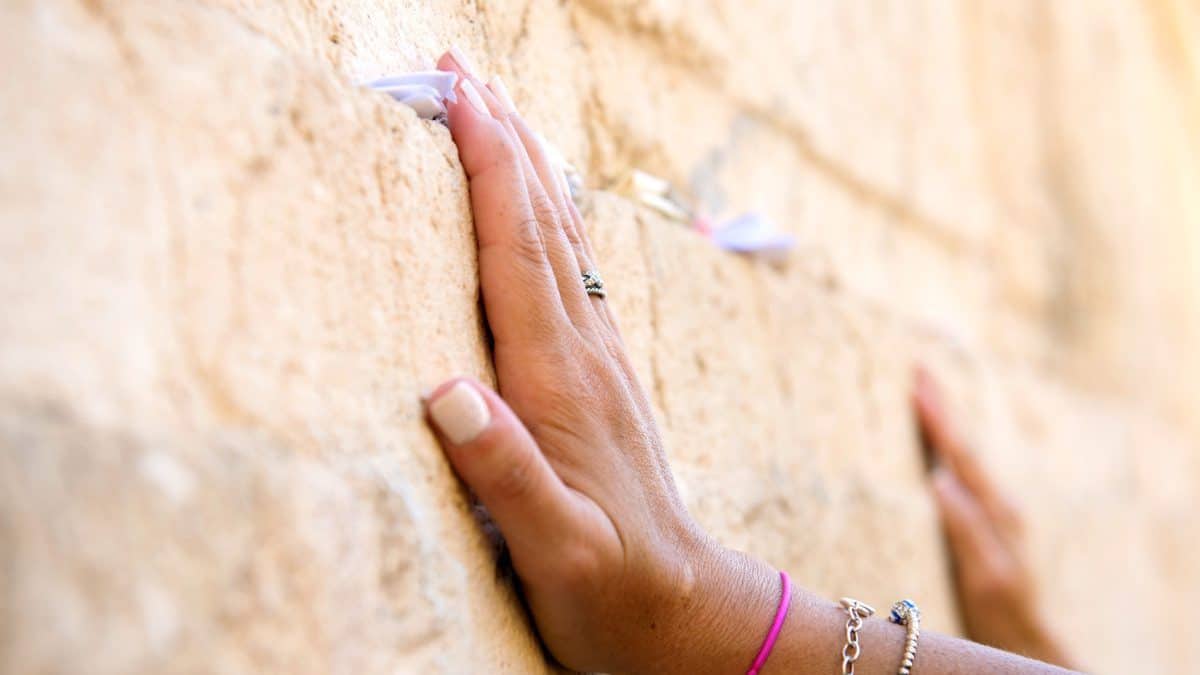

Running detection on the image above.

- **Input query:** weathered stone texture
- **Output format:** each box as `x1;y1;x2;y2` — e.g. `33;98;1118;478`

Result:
3;1;1199;673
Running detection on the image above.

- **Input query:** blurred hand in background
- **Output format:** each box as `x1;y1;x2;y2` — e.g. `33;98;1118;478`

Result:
914;369;1077;669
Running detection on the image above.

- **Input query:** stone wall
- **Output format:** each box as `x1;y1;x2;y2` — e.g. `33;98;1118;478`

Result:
3;1;1200;672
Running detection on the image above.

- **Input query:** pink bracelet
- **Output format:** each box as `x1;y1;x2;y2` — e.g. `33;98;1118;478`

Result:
746;570;792;675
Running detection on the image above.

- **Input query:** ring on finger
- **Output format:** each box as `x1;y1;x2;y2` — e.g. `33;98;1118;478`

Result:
582;270;606;298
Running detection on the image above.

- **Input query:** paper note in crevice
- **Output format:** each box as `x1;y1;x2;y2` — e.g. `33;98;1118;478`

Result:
366;71;459;120
711;212;795;261
617;169;693;223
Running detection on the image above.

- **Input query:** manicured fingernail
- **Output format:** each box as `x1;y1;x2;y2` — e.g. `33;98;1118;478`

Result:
449;45;478;76
429;381;491;444
489;75;517;113
458;79;488;115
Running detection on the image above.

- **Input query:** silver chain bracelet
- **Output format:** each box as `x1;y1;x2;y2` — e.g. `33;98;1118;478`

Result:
839;597;875;674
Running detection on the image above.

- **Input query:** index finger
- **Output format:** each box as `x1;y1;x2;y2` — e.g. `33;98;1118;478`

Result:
913;368;1020;531
438;58;570;347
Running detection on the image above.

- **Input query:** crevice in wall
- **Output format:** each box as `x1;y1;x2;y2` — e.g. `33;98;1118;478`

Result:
78;0;143;70
634;211;671;426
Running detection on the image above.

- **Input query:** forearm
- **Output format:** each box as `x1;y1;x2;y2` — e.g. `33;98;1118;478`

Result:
644;543;1079;675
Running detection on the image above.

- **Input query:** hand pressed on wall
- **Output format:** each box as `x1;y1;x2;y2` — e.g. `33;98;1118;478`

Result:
422;48;770;674
424;47;1077;675
914;369;1077;669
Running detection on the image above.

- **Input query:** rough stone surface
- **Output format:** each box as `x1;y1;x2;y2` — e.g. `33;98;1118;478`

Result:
3;1;1200;673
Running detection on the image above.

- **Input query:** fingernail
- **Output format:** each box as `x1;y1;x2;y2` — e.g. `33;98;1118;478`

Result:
449;45;478;76
489;75;517;113
429;381;491;444
458;79;489;115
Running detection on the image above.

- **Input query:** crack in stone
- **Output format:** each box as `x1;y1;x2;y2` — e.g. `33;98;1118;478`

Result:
633;211;671;427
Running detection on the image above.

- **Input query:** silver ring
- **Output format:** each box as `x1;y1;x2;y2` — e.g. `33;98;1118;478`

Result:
582;270;606;298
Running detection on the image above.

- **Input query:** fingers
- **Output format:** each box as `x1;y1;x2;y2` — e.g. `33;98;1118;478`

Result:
931;466;997;569
913;367;1022;537
487;79;570;224
484;77;619;336
913;367;972;468
932;467;1035;610
437;67;570;347
489;84;587;263
426;378;579;551
487;77;600;325
564;197;623;336
438;51;596;335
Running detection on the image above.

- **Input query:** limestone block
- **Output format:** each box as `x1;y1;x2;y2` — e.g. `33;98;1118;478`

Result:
1035;0;1200;433
0;402;551;674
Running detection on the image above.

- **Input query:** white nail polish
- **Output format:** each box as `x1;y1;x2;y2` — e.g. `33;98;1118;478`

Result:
429;382;491;444
489;75;517;113
458;79;489;115
450;45;479;76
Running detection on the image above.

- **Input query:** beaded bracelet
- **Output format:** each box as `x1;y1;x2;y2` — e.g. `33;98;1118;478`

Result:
889;599;921;675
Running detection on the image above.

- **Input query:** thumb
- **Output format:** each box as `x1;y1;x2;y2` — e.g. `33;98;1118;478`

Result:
425;378;577;552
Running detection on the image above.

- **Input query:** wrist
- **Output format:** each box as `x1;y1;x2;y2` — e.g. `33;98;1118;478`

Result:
629;535;779;675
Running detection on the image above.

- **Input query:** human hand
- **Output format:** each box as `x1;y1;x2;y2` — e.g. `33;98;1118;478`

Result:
913;368;1076;668
422;49;775;674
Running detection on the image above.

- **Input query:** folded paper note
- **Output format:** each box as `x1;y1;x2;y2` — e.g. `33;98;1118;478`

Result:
616;169;692;223
367;72;588;204
365;71;459;120
710;212;795;260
